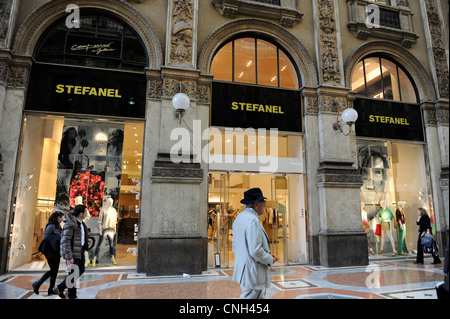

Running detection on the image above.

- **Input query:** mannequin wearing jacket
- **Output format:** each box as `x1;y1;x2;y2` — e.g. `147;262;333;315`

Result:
93;198;118;267
377;200;397;256
232;188;275;299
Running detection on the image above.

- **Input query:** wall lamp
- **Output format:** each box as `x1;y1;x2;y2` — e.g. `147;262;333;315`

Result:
172;93;190;124
333;108;358;136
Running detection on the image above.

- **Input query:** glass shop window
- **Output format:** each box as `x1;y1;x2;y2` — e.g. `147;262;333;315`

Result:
357;141;433;257
34;10;147;72
8;114;143;270
210;36;299;89
351;57;418;103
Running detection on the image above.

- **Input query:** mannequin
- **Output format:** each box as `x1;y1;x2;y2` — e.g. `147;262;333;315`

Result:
92;198;118;267
395;201;409;255
361;201;375;255
377;200;397;256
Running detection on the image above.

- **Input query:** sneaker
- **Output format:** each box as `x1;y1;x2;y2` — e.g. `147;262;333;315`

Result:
92;260;96;268
85;260;90;267
53;286;66;299
111;257;117;265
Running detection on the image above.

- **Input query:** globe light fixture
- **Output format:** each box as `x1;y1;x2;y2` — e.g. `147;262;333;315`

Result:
172;93;190;124
333;107;358;136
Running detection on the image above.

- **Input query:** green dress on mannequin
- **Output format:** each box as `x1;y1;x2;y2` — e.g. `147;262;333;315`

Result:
396;201;409;254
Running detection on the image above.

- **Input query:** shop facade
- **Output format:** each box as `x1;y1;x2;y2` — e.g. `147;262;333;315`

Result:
0;0;448;275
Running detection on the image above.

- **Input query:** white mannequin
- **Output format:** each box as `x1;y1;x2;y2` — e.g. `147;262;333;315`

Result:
92;198;118;266
74;196;83;205
98;198;117;231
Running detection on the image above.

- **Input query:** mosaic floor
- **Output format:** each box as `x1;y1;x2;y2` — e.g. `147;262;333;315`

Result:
0;258;446;300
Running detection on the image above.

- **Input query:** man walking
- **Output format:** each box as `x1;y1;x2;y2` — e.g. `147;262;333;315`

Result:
54;204;89;299
232;188;275;299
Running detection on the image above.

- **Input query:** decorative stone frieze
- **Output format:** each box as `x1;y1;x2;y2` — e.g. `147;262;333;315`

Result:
166;0;197;69
0;51;32;88
211;0;303;28
424;0;449;100
0;0;13;47
151;153;203;184
317;0;341;84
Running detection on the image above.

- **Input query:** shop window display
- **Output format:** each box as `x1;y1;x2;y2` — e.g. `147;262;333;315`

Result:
8;115;142;271
357;141;434;258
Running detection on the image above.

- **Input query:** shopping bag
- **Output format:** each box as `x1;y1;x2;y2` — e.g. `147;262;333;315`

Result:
375;224;381;236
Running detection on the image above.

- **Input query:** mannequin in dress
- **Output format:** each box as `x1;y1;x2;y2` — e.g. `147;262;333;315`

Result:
395;201;409;255
93;198;118;267
377;200;397;256
361;201;375;255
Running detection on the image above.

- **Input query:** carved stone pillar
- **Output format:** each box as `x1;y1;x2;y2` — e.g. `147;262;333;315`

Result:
141;0;210;276
310;0;367;266
420;0;449;244
0;53;32;274
165;0;198;69
0;0;20;49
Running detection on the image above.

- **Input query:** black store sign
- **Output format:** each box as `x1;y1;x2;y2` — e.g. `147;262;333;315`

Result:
354;98;424;141
211;81;302;133
25;63;146;118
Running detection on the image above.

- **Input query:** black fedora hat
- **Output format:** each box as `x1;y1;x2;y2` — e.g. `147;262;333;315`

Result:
240;188;267;205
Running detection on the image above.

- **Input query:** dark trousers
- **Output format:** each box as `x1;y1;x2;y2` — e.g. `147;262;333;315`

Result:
35;257;60;291
416;233;441;263
57;254;85;299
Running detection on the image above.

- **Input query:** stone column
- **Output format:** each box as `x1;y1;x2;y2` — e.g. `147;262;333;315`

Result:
311;0;367;267
0;53;32;274
139;0;211;276
420;0;449;246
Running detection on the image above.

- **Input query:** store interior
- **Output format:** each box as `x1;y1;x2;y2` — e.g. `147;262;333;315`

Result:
207;172;307;268
8;114;143;271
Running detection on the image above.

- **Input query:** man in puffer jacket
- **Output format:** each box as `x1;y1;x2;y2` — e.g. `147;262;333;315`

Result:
53;205;89;299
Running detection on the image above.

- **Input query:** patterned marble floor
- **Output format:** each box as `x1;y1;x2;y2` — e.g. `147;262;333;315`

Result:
0;258;445;300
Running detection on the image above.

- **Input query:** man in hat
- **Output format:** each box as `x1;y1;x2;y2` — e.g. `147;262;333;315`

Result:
232;188;275;299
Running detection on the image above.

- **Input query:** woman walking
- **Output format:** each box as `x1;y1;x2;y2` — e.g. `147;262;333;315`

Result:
32;211;64;295
416;207;441;264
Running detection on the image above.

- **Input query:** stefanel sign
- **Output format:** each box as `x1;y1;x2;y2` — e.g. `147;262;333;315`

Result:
25;63;146;118
354;98;424;141
211;81;302;132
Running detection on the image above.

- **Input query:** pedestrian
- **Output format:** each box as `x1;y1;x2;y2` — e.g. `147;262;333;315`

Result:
232;187;275;299
53;204;89;299
32;211;64;295
415;207;441;264
443;234;449;296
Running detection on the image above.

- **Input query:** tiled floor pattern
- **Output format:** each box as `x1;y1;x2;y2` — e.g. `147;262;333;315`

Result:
0;258;445;299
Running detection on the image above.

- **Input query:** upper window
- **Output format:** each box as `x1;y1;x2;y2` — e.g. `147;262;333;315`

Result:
210;36;300;89
351;56;417;103
34;11;148;72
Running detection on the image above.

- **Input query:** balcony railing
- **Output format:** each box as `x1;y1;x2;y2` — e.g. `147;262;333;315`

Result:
252;0;281;5
347;0;418;47
379;7;401;29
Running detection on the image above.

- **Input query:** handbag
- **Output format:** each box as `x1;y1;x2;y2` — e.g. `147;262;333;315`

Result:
375;224;381;236
37;239;48;255
421;233;433;248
